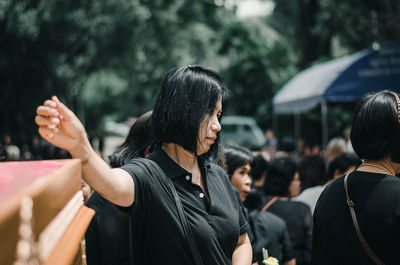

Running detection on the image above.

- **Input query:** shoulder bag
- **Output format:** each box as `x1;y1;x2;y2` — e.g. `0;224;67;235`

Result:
344;174;385;265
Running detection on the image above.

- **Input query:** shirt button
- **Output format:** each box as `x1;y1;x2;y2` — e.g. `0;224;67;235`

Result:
185;175;190;181
199;193;204;198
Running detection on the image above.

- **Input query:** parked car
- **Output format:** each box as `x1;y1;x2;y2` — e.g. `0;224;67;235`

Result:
220;116;266;150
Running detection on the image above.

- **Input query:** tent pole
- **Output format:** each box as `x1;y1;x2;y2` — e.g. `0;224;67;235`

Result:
294;112;301;144
321;101;328;148
273;113;279;138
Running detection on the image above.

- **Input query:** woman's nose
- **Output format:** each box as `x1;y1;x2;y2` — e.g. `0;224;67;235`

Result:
245;176;251;185
211;119;221;132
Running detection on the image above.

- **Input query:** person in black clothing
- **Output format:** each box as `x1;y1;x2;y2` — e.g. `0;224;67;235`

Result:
108;111;154;168
295;153;361;215
261;157;313;265
313;90;400;265
297;155;326;192
222;144;295;265
35;65;252;265
245;154;269;210
85;111;154;265
251;154;269;191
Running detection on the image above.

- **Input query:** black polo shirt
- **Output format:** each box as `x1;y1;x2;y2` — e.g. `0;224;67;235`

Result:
121;146;248;265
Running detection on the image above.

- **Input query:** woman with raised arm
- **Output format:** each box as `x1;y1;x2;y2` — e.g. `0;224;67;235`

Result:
35;65;252;265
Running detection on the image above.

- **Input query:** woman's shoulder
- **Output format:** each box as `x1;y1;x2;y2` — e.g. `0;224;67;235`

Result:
120;157;157;175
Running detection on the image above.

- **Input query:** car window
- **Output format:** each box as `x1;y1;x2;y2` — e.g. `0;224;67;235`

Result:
222;124;237;132
243;124;252;132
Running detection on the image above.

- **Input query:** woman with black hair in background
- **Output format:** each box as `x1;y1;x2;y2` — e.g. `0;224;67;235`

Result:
294;155;326;214
296;153;361;215
313;91;400;265
35;65;252;265
261;157;312;265
85;111;154;265
223;144;295;265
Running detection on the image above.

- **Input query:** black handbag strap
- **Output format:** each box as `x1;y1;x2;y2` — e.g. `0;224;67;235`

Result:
136;158;204;265
165;177;204;265
344;174;385;265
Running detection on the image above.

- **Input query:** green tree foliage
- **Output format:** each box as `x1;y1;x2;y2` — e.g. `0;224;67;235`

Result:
0;0;148;143
0;0;229;143
218;20;273;126
81;0;229;132
2;0;399;148
269;0;400;145
217;18;298;129
270;0;400;68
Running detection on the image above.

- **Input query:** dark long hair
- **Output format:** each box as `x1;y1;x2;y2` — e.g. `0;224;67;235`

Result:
109;111;154;168
151;65;230;161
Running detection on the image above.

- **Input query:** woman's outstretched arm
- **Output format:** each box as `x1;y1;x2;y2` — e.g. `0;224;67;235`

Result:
35;96;135;207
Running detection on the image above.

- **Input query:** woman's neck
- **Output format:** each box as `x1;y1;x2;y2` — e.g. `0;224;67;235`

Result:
162;142;199;173
357;158;397;176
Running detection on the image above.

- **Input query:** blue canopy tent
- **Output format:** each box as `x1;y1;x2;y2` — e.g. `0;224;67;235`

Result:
272;43;400;146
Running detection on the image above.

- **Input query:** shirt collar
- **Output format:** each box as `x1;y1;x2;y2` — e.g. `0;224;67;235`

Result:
148;145;211;179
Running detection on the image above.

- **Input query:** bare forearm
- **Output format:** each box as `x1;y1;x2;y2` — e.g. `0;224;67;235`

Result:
71;141;134;207
232;234;252;265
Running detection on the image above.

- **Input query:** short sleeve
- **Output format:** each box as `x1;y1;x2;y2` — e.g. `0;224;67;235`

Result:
120;159;152;211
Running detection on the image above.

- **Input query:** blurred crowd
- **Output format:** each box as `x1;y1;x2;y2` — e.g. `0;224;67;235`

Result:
0;133;107;162
219;128;361;265
0;134;71;161
1;124;360;265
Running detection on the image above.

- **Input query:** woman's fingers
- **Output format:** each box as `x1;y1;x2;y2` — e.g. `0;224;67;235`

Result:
52;96;75;121
38;126;58;141
35;115;60;126
44;99;57;108
36;105;59;117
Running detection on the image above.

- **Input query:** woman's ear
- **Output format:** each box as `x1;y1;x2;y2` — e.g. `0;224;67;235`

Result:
144;144;154;158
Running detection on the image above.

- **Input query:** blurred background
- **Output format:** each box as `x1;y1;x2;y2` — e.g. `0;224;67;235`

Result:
1;0;400;160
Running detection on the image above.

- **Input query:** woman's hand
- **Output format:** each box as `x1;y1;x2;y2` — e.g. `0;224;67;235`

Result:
35;96;89;157
35;96;135;207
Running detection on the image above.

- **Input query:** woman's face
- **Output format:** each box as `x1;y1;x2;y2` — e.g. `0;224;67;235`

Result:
288;172;301;197
231;163;252;202
197;97;222;155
